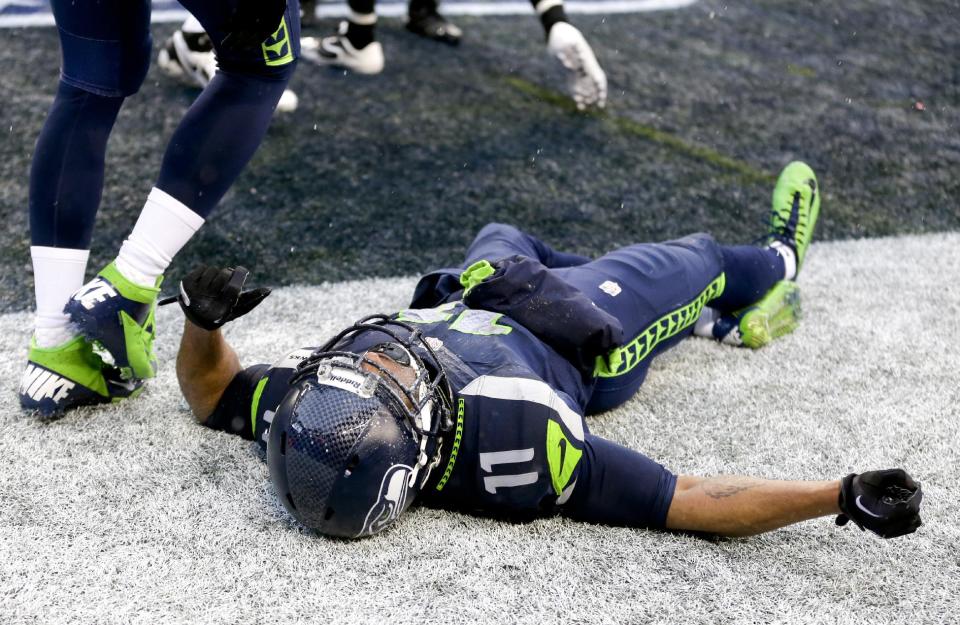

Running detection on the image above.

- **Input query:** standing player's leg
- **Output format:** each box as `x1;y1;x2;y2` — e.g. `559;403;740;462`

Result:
20;0;152;415
406;0;462;45
157;15;300;114
64;1;301;383
530;0;607;109
300;0;385;74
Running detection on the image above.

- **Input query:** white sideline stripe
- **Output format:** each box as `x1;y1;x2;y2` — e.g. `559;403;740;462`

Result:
0;0;697;28
460;375;585;441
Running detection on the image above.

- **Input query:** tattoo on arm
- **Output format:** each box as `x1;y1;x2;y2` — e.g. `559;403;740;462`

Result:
701;477;761;499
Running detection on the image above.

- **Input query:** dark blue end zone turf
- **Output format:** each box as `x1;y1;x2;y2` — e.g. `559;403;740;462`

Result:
0;0;957;311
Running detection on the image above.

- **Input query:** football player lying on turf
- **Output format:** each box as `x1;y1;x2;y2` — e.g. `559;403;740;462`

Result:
173;162;923;539
19;0;300;415
299;0;607;110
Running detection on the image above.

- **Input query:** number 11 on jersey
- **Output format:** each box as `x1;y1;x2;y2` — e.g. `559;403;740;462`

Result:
479;449;538;494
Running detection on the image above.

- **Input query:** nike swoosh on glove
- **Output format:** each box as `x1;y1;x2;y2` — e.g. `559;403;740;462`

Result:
836;469;923;539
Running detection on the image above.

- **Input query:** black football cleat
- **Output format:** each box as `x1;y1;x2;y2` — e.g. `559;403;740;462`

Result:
406;8;462;46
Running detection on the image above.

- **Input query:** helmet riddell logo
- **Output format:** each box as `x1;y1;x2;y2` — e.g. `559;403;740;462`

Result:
359;464;414;537
317;365;376;398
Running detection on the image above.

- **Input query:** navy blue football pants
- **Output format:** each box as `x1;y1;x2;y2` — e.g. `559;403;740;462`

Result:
456;223;783;528
461;223;783;414
29;0;300;248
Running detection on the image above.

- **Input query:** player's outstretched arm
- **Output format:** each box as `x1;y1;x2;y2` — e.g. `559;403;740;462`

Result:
176;322;242;422
666;470;922;539
665;475;840;537
167;265;271;421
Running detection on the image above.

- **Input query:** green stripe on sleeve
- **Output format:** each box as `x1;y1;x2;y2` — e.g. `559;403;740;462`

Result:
250;375;269;437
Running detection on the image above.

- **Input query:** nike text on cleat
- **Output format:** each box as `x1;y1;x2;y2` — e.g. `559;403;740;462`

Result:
713;281;801;349
64;262;161;380
19;336;144;416
406;9;462;45
301;22;385;75
769;161;821;275
546;22;607;110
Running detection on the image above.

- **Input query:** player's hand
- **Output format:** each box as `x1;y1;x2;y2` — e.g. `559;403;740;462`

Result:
221;0;288;51
836;469;923;538
161;265;271;331
546;22;608;110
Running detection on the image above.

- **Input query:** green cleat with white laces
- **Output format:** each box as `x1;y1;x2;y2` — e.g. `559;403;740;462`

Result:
769;161;821;275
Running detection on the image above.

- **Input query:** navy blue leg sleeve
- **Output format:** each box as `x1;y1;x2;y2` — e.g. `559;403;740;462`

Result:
154;66;295;217
710;245;785;313
563;434;677;529
51;0;151;98
29;81;124;248
462;223;591;269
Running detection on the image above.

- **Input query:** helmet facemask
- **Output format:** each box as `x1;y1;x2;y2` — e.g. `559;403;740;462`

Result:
311;340;442;488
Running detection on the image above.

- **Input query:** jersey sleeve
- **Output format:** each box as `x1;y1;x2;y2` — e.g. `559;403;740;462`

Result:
561;434;677;529
204;363;271;440
422;371;591;520
202;347;317;449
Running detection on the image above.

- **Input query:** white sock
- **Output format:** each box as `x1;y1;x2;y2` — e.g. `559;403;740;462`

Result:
693;306;720;339
181;16;204;34
31;246;89;348
349;10;377;25
115;187;205;287
769;240;797;281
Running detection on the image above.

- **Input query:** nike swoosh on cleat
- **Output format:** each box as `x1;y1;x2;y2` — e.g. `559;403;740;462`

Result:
855;495;883;518
557;436;567;470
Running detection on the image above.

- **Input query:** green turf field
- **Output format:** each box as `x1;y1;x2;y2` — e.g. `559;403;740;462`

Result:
0;0;957;310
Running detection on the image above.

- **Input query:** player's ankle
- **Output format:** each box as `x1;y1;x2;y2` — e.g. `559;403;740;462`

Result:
114;254;161;289
538;3;569;38
114;187;204;288
33;323;79;349
346;14;376;49
768;240;797;281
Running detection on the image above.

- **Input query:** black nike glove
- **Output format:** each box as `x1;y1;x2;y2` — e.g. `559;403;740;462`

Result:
221;0;288;51
160;265;271;331
836;469;923;539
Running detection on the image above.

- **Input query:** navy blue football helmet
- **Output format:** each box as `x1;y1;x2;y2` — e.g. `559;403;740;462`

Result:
267;315;454;538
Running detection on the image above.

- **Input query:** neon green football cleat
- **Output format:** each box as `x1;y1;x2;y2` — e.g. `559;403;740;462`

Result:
19;335;144;416
714;281;802;349
770;161;821;274
64;262;161;380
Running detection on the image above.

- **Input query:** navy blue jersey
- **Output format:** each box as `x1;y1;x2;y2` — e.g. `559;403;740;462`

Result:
209;301;592;518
